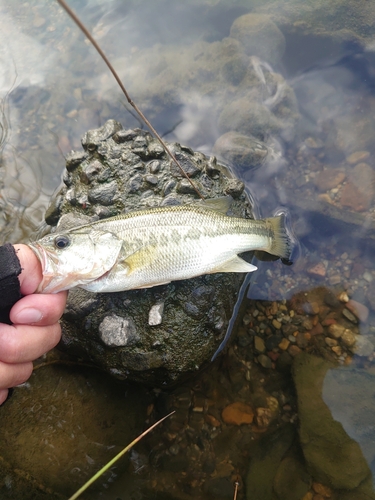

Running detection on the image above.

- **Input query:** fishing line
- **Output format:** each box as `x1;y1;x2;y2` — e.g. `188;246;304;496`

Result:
57;0;205;200
211;270;253;361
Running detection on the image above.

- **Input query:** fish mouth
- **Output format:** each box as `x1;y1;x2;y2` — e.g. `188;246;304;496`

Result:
28;242;61;293
28;241;117;294
28;242;46;270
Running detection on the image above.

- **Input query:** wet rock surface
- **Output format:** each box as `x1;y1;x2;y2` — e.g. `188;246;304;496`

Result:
213;131;269;171
245;424;296;499
45;119;251;386
0;363;148;499
292;353;371;490
230;13;286;66
256;0;375;48
0;201;18;245
323;366;375;480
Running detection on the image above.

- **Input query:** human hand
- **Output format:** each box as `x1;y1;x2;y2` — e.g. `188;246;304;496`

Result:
0;244;67;405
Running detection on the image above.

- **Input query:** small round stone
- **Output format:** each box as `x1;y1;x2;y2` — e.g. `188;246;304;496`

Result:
346;150;370;165
279;338;290;351
345;300;369;323
272;319;282;330
205;414;221;427
325;337;338;347
221;402;254;425
265;334;283;350
288;345;301;357
342;308;358;324
328;323;345;339
258;354;273;369
254;336;266;353
340;329;357;347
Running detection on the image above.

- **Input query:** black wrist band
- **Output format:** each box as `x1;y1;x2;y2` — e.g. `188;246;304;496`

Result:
0;243;22;324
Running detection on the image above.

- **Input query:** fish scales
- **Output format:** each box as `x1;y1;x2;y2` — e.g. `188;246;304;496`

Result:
29;198;292;293
84;207;267;290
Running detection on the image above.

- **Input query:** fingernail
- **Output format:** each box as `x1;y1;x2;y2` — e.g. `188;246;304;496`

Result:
14;308;43;324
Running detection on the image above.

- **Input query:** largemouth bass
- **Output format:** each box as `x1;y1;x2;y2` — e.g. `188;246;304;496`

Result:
29;197;292;294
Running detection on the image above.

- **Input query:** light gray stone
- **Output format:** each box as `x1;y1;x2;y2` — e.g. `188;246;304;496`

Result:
148;303;165;326
351;335;374;357
99;315;139;347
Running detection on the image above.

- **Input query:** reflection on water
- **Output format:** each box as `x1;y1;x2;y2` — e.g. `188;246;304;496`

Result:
2;0;375;498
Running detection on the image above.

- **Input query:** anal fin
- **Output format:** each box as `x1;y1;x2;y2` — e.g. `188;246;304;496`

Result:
210;256;257;273
136;280;171;289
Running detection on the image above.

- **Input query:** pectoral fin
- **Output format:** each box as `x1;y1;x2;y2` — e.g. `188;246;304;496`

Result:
209;256;257;273
122;244;158;274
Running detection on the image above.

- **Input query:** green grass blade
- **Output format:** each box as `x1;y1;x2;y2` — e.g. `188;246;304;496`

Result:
68;411;174;500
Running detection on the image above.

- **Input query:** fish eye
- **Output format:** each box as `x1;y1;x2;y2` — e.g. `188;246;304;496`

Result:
54;235;70;249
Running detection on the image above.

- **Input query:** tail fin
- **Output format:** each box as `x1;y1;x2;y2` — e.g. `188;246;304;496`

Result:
266;213;293;262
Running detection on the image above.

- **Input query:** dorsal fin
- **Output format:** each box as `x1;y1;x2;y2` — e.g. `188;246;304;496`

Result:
56;213;93;232
198;196;233;215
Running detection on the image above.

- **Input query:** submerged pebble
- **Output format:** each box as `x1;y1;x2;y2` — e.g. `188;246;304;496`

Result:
221;402;254;425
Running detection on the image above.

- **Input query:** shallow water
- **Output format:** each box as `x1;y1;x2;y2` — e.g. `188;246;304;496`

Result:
2;0;375;499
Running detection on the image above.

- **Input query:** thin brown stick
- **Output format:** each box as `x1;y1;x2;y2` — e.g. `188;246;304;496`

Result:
57;0;204;200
